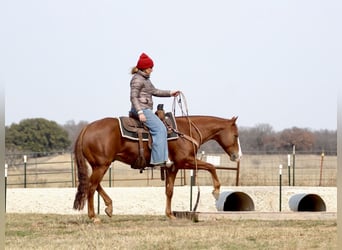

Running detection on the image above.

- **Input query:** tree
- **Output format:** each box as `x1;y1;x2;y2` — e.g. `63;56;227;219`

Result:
239;124;275;153
201;123;336;155
63;120;88;148
313;129;337;154
278;127;315;152
5;118;71;153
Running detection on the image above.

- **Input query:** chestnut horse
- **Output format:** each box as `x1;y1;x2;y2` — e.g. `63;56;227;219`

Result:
73;115;242;222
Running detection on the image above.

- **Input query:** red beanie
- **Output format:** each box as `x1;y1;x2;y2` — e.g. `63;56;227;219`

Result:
136;53;154;70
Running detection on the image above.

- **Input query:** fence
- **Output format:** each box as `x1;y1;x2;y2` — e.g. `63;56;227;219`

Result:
201;153;336;187
4;151;337;188
5;152;188;188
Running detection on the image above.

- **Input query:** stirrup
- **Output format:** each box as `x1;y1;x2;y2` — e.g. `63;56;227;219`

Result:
165;159;173;168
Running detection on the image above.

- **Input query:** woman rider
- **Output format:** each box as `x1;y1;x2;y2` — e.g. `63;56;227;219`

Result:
130;52;180;167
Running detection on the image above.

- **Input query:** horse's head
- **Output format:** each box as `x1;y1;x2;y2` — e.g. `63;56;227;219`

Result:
219;116;242;162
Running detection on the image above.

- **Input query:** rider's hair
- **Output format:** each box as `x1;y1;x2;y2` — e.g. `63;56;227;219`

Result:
131;66;139;74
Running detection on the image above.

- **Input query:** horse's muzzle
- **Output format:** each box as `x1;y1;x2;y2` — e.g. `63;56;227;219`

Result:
230;153;242;162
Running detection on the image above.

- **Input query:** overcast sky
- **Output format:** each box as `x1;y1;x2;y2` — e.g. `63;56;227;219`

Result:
1;0;341;131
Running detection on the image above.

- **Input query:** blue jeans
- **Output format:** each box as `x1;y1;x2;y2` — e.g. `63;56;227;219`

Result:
142;109;168;165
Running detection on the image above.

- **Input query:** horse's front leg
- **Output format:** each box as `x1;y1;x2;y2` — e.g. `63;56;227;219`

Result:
190;160;221;200
165;168;178;219
210;169;221;200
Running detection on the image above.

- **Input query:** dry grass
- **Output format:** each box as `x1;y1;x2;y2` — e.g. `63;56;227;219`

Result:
5;154;337;249
5;213;337;250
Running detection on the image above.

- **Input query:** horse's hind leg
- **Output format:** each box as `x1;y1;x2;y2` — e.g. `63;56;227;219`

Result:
97;184;113;217
87;167;108;223
165;168;178;219
87;182;97;221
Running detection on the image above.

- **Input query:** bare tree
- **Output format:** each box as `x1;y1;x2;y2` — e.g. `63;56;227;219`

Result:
63;120;89;149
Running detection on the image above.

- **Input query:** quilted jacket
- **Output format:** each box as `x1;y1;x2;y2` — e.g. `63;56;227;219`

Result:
130;70;171;112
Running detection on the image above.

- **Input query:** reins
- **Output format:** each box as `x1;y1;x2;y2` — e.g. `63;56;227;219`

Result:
172;92;201;212
172;94;203;145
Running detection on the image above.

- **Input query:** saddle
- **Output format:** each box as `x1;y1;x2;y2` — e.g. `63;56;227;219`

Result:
118;104;178;173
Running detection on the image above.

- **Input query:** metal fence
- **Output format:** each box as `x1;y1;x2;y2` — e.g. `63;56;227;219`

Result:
4;151;337;188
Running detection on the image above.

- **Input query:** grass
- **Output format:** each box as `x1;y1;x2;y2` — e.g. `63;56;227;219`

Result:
5;213;337;250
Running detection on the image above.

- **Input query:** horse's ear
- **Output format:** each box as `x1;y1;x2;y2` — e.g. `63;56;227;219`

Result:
231;116;238;124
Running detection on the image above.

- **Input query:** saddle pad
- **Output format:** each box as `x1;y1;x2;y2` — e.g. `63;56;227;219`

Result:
118;112;179;141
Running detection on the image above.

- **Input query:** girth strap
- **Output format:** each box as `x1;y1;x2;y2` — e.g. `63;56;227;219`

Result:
131;129;148;172
137;130;144;158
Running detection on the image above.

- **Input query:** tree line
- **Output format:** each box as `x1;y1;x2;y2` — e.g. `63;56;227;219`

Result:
201;123;337;155
5;118;337;156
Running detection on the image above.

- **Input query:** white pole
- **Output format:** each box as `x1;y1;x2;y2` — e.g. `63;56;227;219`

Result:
200;151;205;160
190;170;194;211
279;164;283;211
5;164;8;212
23;155;27;188
292;145;296;186
287;154;291;186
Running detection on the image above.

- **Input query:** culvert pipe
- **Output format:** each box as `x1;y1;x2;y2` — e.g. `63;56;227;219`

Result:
289;193;326;212
216;191;255;211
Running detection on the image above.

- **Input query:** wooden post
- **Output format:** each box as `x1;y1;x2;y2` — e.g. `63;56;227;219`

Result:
236;160;240;186
319;151;325;186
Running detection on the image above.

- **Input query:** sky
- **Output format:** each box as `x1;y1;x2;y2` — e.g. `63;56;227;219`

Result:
1;0;341;131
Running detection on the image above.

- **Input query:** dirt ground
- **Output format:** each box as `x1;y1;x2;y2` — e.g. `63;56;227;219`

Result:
6;186;336;220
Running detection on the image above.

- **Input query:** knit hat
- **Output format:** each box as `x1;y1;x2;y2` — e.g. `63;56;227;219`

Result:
136;53;154;70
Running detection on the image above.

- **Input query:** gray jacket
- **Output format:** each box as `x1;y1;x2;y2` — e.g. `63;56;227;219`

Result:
130;70;171;112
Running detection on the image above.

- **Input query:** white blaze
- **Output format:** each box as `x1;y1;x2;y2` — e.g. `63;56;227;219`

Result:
237;137;242;160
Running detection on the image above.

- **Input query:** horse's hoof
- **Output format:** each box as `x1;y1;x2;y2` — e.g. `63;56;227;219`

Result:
92;217;101;224
105;207;113;217
167;214;176;220
166;212;176;219
212;190;220;200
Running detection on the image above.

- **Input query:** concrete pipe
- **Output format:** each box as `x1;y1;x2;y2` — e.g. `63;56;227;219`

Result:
289;193;326;212
216;191;255;211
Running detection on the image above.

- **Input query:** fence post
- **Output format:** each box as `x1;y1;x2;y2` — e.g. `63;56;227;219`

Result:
319;151;325;186
109;164;112;187
5;164;8;212
97;192;100;215
190;170;194;211
279;164;282;212
70;153;74;187
23;155;27;188
292;145;296;186
287;154;291;186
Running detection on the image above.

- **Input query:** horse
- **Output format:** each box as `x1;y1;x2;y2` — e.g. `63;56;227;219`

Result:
73;115;242;222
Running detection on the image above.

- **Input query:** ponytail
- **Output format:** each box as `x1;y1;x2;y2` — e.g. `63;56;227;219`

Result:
131;66;139;75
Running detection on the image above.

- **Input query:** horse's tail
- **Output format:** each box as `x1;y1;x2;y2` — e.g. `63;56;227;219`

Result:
73;126;89;210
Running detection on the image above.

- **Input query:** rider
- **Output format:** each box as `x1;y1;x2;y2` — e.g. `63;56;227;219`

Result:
130;52;180;167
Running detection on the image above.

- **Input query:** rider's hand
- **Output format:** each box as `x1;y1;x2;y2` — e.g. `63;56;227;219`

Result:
171;90;180;97
139;113;146;122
